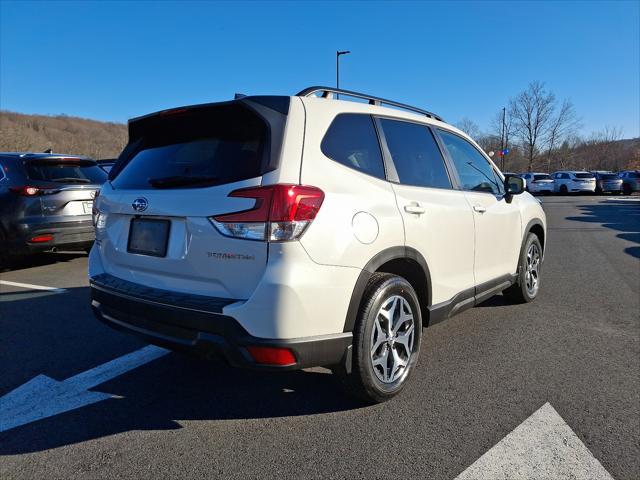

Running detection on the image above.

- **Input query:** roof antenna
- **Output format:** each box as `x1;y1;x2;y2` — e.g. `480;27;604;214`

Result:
234;93;247;100
43;148;53;154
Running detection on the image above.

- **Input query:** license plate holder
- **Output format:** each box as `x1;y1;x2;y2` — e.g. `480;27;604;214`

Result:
127;218;171;257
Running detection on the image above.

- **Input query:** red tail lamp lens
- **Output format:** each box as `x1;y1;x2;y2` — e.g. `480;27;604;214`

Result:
211;184;324;242
215;184;324;223
30;234;53;243
246;346;296;366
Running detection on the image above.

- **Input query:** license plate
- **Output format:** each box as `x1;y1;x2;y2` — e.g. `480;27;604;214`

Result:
82;201;93;214
127;218;171;257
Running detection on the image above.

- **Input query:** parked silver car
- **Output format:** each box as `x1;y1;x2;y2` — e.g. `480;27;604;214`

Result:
591;171;623;194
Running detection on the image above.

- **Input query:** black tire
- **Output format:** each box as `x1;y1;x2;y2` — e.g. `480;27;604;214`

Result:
503;233;543;304
559;184;568;195
623;183;632;195
335;273;422;403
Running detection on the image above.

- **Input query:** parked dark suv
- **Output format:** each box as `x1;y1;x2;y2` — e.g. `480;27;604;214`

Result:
0;153;106;262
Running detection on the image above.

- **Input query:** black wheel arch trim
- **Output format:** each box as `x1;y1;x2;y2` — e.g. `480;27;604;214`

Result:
516;218;546;277
342;246;432;333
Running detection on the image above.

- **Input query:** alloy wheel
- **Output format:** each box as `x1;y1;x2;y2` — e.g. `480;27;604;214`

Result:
525;243;541;296
370;295;415;384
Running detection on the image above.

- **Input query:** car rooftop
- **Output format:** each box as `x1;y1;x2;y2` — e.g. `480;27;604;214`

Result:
129;86;452;134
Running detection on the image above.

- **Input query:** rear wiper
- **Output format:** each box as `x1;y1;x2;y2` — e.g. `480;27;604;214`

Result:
148;175;220;188
51;177;91;183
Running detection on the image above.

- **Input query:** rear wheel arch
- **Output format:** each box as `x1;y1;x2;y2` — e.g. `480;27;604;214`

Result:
343;247;431;333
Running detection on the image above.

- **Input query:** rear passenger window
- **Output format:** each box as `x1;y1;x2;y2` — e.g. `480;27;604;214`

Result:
379;118;451;189
321;114;386;179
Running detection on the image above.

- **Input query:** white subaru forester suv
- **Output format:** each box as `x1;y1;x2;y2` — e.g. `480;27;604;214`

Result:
90;87;546;403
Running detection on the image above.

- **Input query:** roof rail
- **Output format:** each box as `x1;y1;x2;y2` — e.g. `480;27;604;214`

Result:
296;86;444;122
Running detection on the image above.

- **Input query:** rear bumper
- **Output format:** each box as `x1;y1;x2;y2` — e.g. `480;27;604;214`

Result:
569;185;596;192
599;182;623;192
90;273;352;370
529;183;554;193
9;218;94;252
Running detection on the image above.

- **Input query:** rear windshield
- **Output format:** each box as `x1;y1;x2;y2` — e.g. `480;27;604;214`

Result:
574;173;594;179
26;160;107;185
112;104;269;189
627;172;640;178
534;174;551;181
602;174;618;180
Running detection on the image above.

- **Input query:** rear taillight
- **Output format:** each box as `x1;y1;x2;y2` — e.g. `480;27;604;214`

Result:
9;185;58;196
91;189;101;226
211;184;324;242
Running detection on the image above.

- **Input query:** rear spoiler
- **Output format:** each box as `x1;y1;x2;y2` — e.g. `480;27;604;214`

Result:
110;96;291;181
24;156;97;166
127;95;290;141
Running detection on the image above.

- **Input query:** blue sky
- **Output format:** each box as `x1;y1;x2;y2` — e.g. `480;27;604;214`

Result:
1;1;638;138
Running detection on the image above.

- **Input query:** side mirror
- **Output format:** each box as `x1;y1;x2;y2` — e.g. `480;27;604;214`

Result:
505;175;526;195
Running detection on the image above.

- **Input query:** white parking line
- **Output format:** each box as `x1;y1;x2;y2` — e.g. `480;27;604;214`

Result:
455;403;614;480
0;280;67;293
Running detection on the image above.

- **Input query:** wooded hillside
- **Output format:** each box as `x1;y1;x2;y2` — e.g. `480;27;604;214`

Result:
0;111;127;159
1;109;638;172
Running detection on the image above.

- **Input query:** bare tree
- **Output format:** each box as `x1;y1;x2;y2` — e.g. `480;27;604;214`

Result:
509;81;556;172
544;99;580;172
454;117;482;139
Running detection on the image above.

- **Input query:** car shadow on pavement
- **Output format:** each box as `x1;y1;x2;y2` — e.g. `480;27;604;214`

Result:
0;286;364;455
0;251;87;273
565;199;640;259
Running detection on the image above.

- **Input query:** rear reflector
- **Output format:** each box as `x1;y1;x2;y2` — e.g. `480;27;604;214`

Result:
246;346;296;366
30;234;53;243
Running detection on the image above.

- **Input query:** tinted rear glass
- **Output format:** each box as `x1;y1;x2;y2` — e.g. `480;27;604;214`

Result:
26;160;107;184
627;172;640;178
112;104;269;189
321;114;386;179
602;174;618;180
379;118;451;189
534;174;552;181
574;173;594;179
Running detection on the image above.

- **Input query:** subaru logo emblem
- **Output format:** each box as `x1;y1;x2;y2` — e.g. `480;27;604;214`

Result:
132;197;148;212
90;191;96;199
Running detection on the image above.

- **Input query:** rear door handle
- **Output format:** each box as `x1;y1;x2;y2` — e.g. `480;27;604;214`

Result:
404;203;425;215
473;205;487;214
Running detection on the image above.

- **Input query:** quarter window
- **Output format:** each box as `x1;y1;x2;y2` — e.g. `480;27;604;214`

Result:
437;130;502;195
0;164;5;181
321;114;386;180
378;118;452;189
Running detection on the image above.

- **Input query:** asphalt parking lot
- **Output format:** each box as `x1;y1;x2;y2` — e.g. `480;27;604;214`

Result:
1;195;638;479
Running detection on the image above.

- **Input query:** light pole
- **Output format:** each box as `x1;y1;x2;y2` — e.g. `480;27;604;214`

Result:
501;106;506;170
336;50;350;98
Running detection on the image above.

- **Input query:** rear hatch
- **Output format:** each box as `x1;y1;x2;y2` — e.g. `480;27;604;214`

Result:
23;157;106;219
573;173;595;183
600;173;622;186
96;98;290;300
533;174;553;184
